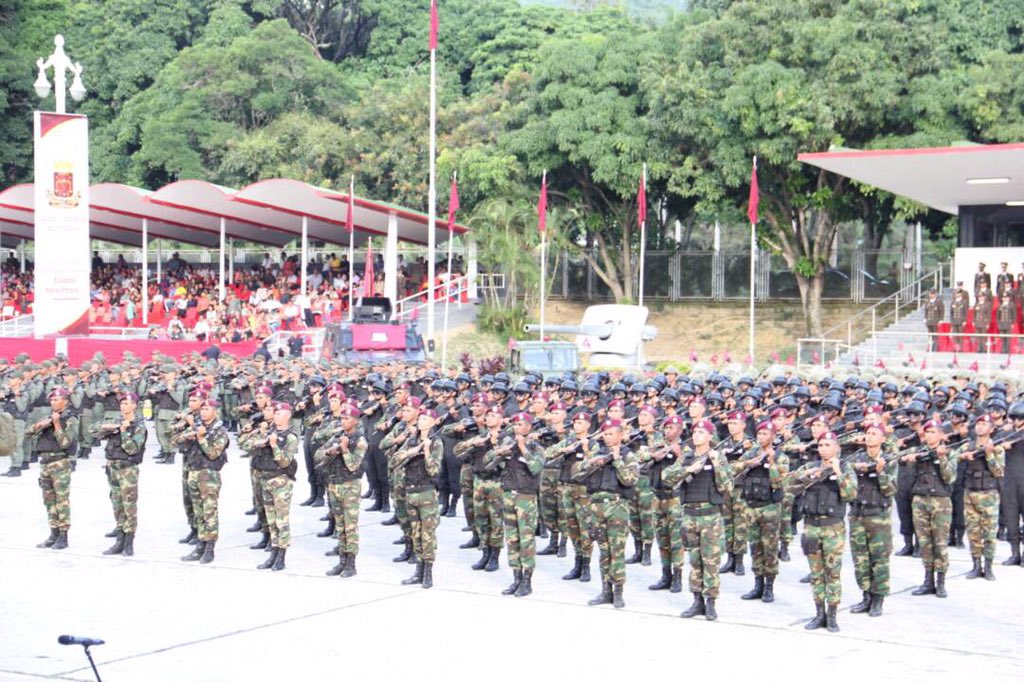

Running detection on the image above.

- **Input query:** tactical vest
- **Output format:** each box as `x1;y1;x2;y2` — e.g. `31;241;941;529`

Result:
32;384;50;408
852;468;890;517
250;428;295;478
559;440;585;484
105;420;146;464
472;438;499;478
648;452;678;494
35;409;78;455
965;449;999;492
721;438;746;462
680;457;724;505
741;459;780;505
800;474;845;523
156;389;180;411
911;455;951;497
249;441;276;471
404;435;437;488
1;395;28;420
324;431;367;483
586;448;635;499
502;453;541;494
101;391;121;412
185;424;227;472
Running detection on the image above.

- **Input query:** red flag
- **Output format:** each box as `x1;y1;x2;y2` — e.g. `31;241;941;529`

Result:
710;353;718;365
811;351;820;364
638;172;647;227
429;0;438;51
969;361;979;372
723;351;732;363
537;174;548;234
446;175;459;233
785;355;795;366
951;354;959;368
852;354;860;367
874;359;886;369
346;178;354;234
362;240;375;298
689;349;698;362
920;358;926;370
747;156;759;225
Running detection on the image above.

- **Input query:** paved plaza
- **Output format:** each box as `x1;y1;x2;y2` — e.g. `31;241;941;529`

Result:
0;430;1022;681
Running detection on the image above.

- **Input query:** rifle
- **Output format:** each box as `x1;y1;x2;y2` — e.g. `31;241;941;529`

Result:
733;445;774;482
89;421;122;438
678;450;712;483
482;439;520;472
954;429;1024;461
786;460;844;495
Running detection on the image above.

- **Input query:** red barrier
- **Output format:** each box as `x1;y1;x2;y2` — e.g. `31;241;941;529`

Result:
0;337;259;365
0;338;56;362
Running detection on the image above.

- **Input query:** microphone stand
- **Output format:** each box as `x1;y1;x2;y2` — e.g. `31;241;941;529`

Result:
82;645;102;682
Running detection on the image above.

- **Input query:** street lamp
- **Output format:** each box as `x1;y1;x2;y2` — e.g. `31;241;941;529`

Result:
34;35;86;114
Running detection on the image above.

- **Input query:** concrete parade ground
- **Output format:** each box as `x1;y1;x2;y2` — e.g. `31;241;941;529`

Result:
0;428;1022;682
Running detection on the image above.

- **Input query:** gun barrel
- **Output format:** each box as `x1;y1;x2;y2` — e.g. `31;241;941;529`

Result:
523;323;615;339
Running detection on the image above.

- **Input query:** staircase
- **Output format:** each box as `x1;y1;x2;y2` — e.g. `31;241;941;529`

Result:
836;289;951;368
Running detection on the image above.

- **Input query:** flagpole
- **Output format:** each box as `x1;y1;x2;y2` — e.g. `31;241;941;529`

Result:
441;171;456;371
426;3;438;354
638;163;647;308
749;155;757;367
348;175;355;321
539;169;547;342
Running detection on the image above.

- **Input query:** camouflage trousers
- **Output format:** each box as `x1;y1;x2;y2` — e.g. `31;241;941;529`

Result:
747;502;781;577
8;420;25;468
460;464;475;527
407;488;440;562
106;462;139;533
780;490;796;543
328;479;362;555
802;521;845;606
590;492;631;585
539;469;565;534
393;475;410;537
912;495;952;572
558;482;593;558
965;490;999;560
181;465;194;527
682;505;723;598
503;491;539;571
154;419;175;455
473;477;505;549
250;467;268;529
39;458;72;531
722;490;749;555
259;473;293;549
653;495;683;569
78;410;96;450
627;477;655;544
186;469;222;542
848;513;892;596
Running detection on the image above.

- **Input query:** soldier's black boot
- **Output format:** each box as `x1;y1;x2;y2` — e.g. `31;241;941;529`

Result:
538;531;559;556
104;527;118;538
365;490;383;512
325;545;339;556
557;534;567;557
103;531;125;555
579;556;591;583
799;572;811;584
160;453;175;465
182;542;205;562
537;519;548;539
471;547;491;570
311;486;325;508
1002;541;1021;565
394;539;413;563
515;569;533;597
947;528;957;547
954;528;965;548
563;556;583;581
459;531;480;549
327;554;347;577
850;591;871;613
341;554;357;578
911;570;935;596
704;597;717;621
52;531;68;550
641;542;652;566
402;561;424;585
421;562;433;589
37;528;58;548
912;535;921;558
317;517;336;538
439;495;451;516
122;533;134;557
680;592;705;618
381;514;399;526
361;486;374;499
588;582;613;606
895;533;914;556
179;527;197;544
502;570;522;595
271;548;286;571
935;572;947;598
257;547;279;570
245;505;257;516
625;538;643;565
762;575;775;603
649;565;672;590
380;494;391;514
485;548;501;572
804;602;826;630
984;557;995;581
826;605;840;632
300;483;317;506
741;576;764;600
3;466;20;477
997;525;1007;541
719;552;735;573
246;519;262;533
733;553;745;576
966;557;983;579
612;583;625;609
868;594;884;617
444;493;456;517
251;530;271;549
200;540;216;565
669;567;682;593
779;541;790;562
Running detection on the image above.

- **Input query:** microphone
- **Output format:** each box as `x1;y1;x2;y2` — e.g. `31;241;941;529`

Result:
58;635;105;647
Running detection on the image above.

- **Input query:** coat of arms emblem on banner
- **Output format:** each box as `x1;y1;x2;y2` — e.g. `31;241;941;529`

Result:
47;160;80;208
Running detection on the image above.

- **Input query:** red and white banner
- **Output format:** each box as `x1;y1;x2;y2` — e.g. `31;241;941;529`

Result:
33;112;91;337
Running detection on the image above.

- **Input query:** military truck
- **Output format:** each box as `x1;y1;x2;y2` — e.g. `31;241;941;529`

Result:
508;340;581;377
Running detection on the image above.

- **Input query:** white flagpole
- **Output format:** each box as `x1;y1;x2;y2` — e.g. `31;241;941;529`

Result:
426;24;438;353
539;169;547;341
749;155;757;366
638;163;647;309
348;175;355;321
441;172;456;371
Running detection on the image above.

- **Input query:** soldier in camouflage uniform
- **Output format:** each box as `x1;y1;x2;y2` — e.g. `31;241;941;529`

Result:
641;414;685;593
253;402;299;571
149;368;184;463
550;409;594;583
179;398;229;565
924;287;944;351
394;408;444;588
486;412;545;597
320;402;368;578
718;410;753;575
736;420;789;604
666;419;733;621
537;400;568;558
905;420;957;598
847;423;897;617
791;431;857;632
575;418;639;609
1;373;30;477
33;387;79;550
382;396;423;563
956;414;1004;581
442;393;490;551
624;404;657;566
454;405;506;573
100;392;147;557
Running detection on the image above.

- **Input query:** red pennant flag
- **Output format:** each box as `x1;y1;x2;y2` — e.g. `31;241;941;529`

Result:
446;175;459;233
537;174;548;234
874;359;886;369
811;351;820;364
920;358;926;370
853;355;860;367
346;177;354;234
362;239;375;298
429;0;439;51
770;351;780;363
710;353;719;365
908;353;915;364
638;171;647;227
745;355;754;366
723;351;732;363
747;156;759;225
951;354;959;368
785;355;795;366
507;337;516;350
897;342;904;351
689;349;698;362
969;361;979;372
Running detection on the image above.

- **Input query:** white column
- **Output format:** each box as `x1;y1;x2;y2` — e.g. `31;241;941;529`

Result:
467;236;478;300
228;238;234;282
142;218;149;326
156;239;162;282
301;215;308;296
19;240;25;273
384;211;399;304
218;217;226;301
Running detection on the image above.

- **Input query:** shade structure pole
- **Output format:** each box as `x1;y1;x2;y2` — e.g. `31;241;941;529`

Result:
218;217;226;302
426;33;437;351
384;212;398;305
19;240;25;273
228;237;234;282
156;239;162;282
142;217;149;326
301;215;308;297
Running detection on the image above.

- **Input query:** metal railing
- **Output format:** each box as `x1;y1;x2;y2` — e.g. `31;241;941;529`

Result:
86;326;153;340
393;275;471;322
262;328;326;362
0;313;33;337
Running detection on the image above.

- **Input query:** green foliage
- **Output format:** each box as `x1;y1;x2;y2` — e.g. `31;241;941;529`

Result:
478;303;530;341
